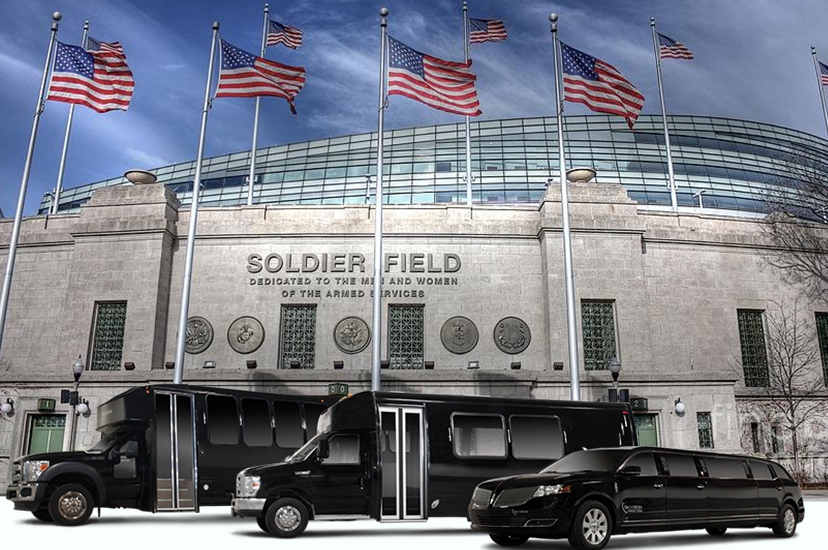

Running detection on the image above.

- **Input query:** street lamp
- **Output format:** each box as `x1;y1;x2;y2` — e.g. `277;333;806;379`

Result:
608;357;621;401
68;355;85;450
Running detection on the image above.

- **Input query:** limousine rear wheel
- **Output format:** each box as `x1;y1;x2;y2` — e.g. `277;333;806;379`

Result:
569;500;611;550
705;527;727;536
489;534;529;546
772;503;797;538
265;497;309;538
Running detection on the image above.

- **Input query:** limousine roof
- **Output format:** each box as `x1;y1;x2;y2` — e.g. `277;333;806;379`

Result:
584;446;787;467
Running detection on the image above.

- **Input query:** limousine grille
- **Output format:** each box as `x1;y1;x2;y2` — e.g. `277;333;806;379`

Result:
475;514;527;528
472;488;492;507
494;487;538;508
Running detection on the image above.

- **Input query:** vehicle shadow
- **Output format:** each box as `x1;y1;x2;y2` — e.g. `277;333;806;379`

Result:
511;530;785;550
234;527;477;539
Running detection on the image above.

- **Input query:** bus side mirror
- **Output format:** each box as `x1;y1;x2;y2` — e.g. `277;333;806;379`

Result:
116;440;139;459
618;465;641;478
317;439;330;460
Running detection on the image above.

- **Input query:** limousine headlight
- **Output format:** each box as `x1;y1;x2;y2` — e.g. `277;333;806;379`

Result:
238;475;261;497
21;460;50;483
533;484;570;498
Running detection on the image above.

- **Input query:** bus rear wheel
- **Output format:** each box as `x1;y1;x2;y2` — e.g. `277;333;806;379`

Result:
264;498;309;538
48;483;94;526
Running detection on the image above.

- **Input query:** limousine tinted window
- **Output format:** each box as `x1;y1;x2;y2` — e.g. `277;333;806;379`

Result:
242;398;272;447
749;460;773;479
662;453;698;476
207;394;239;445
541;449;629;473
624;452;657;475
509;415;563;460
704;456;748;478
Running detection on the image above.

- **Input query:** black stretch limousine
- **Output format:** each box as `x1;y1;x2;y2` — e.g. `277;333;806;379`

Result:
468;447;804;550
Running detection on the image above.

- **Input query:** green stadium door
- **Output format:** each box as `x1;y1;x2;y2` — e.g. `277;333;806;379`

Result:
634;414;659;447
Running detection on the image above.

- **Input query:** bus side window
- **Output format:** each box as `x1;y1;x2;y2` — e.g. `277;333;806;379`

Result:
241;398;273;447
207;395;239;445
273;401;303;449
509;415;564;460
304;404;327;441
322;434;360;464
450;413;506;459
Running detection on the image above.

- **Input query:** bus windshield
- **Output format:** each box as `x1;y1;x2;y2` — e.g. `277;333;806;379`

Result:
283;432;327;464
87;429;129;453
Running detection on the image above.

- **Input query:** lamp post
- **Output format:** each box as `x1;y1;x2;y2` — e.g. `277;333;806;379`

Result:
68;355;84;451
608;357;621;401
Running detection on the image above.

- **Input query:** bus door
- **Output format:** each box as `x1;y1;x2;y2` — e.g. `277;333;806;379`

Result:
379;406;426;521
154;392;197;512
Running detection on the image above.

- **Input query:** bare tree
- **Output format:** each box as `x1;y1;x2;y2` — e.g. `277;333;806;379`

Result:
736;300;828;483
763;151;828;301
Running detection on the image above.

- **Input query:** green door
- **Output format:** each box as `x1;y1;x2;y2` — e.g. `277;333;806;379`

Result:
28;415;66;454
634;414;659;447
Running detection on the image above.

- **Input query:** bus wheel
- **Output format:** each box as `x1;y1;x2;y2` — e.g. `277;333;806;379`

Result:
48;483;94;526
265;498;309;538
772;503;797;538
490;534;529;546
32;508;53;522
256;517;270;533
568;500;611;550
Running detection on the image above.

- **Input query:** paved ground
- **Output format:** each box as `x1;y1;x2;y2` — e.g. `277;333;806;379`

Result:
1;500;824;550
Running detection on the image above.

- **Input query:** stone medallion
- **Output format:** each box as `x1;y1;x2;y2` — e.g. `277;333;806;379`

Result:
334;317;371;354
440;316;479;354
185;316;213;354
227;316;265;354
493;316;531;354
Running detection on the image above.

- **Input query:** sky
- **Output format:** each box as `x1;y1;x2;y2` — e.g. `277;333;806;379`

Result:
2;0;828;217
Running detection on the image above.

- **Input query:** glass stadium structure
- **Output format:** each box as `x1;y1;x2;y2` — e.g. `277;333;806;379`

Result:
40;114;828;216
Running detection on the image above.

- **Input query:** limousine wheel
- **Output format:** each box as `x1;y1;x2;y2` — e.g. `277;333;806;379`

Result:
48;483;93;526
265;497;309;538
772;503;797;538
569;501;611;550
705;527;727;536
489;534;529;546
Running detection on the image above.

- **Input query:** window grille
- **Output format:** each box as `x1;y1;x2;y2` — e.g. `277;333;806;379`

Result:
581;301;616;370
815;312;828;386
33;415;66;429
737;310;769;386
90;301;127;371
279;305;316;369
771;424;782;454
388;305;424;369
750;422;762;453
697;412;714;449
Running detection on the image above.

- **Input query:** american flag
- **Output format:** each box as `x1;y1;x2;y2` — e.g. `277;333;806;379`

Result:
215;39;306;114
267;20;303;49
820;61;828;86
387;36;480;117
47;39;134;113
657;32;694;60
469;18;507;44
560;41;644;129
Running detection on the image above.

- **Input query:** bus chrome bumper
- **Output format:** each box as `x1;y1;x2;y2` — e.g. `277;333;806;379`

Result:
232;497;266;518
6;483;41;510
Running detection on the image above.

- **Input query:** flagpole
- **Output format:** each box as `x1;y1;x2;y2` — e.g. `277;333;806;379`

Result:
650;17;678;212
462;2;473;207
247;5;270;206
52;20;90;215
173;22;219;385
812;46;828;139
550;13;580;401
371;7;389;392
0;12;61;362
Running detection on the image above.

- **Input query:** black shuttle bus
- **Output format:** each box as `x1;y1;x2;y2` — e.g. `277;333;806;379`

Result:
232;391;636;537
6;384;338;526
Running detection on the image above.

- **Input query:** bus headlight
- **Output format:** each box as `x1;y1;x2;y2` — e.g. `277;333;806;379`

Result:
533;484;570;498
237;475;261;497
22;460;50;482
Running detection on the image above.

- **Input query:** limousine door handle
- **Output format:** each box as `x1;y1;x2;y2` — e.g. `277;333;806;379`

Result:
653;483;664;489
295;470;311;476
696;484;706;490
